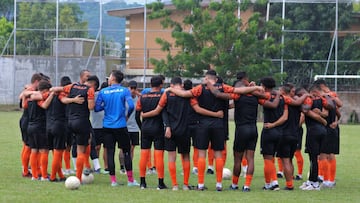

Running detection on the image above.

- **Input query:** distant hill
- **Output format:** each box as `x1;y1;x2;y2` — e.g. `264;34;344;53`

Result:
79;1;142;44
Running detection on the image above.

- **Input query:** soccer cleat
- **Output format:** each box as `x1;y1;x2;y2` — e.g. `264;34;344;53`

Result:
83;168;92;176
146;169;153;175
119;169;126;175
102;169;110;175
270;184;280;191
182;185;192;191
40;177;49;181
111;182;118;187
284;186;294;191
127;180;140;187
206;168;214;175
216;186;223;192
172;185;179;191
59;177;67;182
263;185;272;190
94;168;101;174
302;184;320;191
277;172;284;178
22;172;32;178
31;177;39;181
49;178;59;182
294;174;303;180
299;181;311;189
157;183;168;190
242;186;251;192
140;183;147;189
151;168;157;175
229;185;239;190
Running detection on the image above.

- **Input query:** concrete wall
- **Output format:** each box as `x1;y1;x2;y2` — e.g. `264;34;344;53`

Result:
0;56;107;104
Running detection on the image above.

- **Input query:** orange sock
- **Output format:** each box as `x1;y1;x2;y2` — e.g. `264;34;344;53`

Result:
84;145;91;169
198;157;206;185
168;161;177;186
182;158;190;186
222;144;227;165
241;156;248;167
208;145;214;166
154;150;164;178
146;150;152;169
57;150;65;179
40;151;49;179
329;158;336;182
63;150;71;170
139;149;150;177
76;153;85;181
30;151;39;179
232;175;239;185
294;150;303;175
215;158;223;183
277;158;283;172
50;150;60;180
264;159;274;183
37;152;41;175
244;174;253;187
286;180;293;188
318;159;327;179
193;148;198;168
22;145;31;175
153;150;157;168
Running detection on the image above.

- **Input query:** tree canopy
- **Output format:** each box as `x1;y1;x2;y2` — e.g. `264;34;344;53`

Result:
147;0;289;83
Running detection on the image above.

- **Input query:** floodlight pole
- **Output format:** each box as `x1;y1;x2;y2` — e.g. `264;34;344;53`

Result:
13;0;17;104
55;0;59;85
334;0;338;91
143;0;147;89
281;0;285;77
237;0;240;19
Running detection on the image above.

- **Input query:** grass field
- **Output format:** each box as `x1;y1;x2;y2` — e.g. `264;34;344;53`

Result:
0;111;359;203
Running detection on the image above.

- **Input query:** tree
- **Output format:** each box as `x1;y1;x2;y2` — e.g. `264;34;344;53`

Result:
0;17;13;54
16;2;88;55
147;0;287;83
269;2;354;86
0;0;13;21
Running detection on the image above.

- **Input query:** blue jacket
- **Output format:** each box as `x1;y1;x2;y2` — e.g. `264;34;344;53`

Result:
95;84;134;128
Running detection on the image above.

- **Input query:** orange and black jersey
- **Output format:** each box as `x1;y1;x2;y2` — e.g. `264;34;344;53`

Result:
234;93;259;126
282;95;301;136
259;92;287;126
27;99;46;125
46;92;66;122
136;91;163;133
158;91;190;136
60;83;94;120
326;96;337;127
303;96;328;127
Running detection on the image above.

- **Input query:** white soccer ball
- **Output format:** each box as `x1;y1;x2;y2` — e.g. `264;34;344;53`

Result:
81;173;94;184
222;168;232;180
65;176;81;190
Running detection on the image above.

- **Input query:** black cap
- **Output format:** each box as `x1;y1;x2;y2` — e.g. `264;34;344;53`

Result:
128;80;137;88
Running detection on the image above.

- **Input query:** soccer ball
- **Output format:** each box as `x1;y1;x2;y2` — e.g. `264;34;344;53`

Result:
222;168;232;180
65;176;81;190
81;173;94;184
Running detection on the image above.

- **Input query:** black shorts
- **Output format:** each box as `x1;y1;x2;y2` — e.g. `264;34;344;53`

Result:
187;124;197;147
165;134;191;154
93;128;105;145
68;119;91;146
103;128;131;152
277;135;297;158
65;124;73;148
128;131;140;146
194;127;225;151
321;127;339;154
47;120;66;150
28;122;48;149
233;124;258;152
305;125;327;156
19;116;29;145
296;127;304;150
141;131;165;150
260;128;281;156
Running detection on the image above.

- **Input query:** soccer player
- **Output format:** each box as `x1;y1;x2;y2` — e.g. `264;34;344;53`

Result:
166;70;263;191
300;85;333;190
294;88;306;181
94;70;138;187
19;73;43;178
55;73;95;182
135;76;167;190
22;80;52;180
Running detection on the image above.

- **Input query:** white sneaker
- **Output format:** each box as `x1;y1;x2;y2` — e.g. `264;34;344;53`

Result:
183;185;190;191
146;169;153;175
302;183;320;191
127;180;140;187
299;181;310;189
119;169;126;175
192;168;198;175
172;185;179;191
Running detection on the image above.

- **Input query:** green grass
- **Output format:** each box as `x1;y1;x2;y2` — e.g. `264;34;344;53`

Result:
0;111;359;202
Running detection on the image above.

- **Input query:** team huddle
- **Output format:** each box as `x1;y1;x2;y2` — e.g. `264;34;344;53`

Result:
18;69;341;192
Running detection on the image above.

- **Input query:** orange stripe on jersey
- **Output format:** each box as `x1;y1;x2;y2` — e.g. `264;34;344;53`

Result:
63;84;73;94
190;97;198;106
190;85;203;97
87;87;95;100
282;95;292;105
135;97;142;111
258;92;271;105
222;84;235;93
158;93;168;107
321;96;328;107
303;97;313;106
